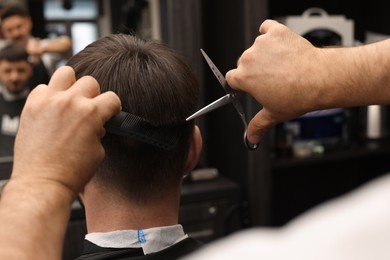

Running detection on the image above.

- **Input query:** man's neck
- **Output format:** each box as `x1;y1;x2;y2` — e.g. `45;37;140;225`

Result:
82;184;181;233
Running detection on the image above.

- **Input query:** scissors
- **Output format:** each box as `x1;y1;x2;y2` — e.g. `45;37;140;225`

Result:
186;49;259;150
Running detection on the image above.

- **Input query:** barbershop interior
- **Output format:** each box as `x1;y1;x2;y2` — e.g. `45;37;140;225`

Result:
1;0;390;259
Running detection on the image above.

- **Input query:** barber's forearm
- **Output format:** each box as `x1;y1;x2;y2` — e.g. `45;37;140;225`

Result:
0;177;74;260
42;36;72;54
317;39;390;109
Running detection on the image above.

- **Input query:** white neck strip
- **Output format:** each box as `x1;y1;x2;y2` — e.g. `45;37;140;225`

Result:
85;224;188;255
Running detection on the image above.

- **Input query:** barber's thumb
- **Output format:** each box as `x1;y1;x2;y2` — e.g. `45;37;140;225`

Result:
246;110;274;145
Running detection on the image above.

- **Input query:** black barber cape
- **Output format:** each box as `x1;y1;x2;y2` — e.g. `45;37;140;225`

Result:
75;237;203;260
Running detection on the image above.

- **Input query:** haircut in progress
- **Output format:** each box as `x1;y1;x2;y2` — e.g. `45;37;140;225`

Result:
67;33;203;259
66;33;199;203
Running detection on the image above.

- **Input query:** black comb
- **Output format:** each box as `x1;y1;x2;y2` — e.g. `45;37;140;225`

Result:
104;111;182;150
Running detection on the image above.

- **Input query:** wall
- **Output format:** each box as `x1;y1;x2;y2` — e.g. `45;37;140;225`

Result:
269;0;390;42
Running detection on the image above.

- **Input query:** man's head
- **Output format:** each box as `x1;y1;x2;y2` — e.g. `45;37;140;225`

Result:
0;43;32;93
67;34;201;204
0;5;32;47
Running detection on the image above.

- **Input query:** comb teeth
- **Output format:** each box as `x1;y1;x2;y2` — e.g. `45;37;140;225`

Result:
104;111;182;150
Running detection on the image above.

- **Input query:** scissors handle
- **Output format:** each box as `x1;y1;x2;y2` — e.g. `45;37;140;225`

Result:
232;98;259;150
244;131;259;150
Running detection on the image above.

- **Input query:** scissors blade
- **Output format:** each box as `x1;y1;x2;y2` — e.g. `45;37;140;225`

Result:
200;48;247;117
200;48;231;92
186;94;234;121
192;49;258;149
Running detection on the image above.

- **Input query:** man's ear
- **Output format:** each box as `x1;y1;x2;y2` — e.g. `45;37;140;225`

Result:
184;125;202;174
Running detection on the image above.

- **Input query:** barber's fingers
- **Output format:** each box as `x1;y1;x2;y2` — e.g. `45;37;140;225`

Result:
259;19;281;34
68;74;121;137
225;63;255;94
227;19;283;88
68;75;101;99
46;66;101;99
92;91;122;125
225;68;247;94
246;109;277;145
47;66;77;91
225;68;237;86
67;72;121;126
51;66;121;126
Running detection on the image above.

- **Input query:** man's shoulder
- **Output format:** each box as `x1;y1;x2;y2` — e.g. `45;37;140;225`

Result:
136;237;204;260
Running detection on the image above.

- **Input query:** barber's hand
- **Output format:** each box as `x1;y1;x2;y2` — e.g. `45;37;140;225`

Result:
12;66;121;196
26;38;43;65
226;19;322;145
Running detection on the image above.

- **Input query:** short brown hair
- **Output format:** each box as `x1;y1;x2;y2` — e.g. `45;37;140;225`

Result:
67;34;199;203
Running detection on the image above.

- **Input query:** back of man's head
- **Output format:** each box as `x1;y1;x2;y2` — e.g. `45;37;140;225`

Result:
67;34;199;203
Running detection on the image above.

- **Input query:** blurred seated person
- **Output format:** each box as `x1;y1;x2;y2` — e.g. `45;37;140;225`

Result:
0;43;32;157
66;34;203;259
0;4;72;88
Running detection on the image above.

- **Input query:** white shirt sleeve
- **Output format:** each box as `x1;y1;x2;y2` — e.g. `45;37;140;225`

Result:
182;173;390;260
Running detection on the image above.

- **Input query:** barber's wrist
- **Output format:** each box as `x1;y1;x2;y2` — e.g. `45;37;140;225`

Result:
11;159;84;196
308;47;342;110
3;174;76;206
0;174;74;259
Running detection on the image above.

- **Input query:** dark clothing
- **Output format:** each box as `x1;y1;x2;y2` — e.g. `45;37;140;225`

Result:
28;60;50;90
75;237;203;260
0;93;26;157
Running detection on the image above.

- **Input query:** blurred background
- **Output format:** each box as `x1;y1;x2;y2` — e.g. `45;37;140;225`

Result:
1;1;390;259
